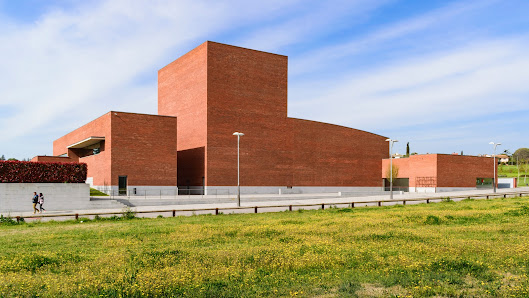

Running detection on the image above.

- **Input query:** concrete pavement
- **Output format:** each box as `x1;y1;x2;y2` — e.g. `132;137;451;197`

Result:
4;187;529;221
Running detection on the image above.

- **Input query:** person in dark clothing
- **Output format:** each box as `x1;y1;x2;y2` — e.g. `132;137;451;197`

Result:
32;192;40;214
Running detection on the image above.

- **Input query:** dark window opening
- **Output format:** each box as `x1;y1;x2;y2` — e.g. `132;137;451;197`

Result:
118;176;127;195
384;178;409;192
73;141;105;158
476;178;493;189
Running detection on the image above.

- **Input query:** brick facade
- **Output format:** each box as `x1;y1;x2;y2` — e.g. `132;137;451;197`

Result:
291;119;387;187
54;113;112;187
51;42;389;191
382;154;496;189
53;112;177;188
48;42;498;192
158;41;388;188
31;156;73;163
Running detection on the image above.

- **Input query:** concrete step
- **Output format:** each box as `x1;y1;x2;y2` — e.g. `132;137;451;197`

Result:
340;191;390;197
88;198;127;209
114;199;216;207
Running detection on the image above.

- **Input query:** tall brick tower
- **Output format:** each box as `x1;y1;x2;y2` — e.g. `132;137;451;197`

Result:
158;41;293;191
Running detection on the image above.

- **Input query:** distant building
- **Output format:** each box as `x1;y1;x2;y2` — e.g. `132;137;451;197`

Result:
382;154;495;193
495;154;509;164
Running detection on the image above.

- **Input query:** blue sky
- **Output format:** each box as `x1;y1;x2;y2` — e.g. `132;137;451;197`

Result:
1;0;528;159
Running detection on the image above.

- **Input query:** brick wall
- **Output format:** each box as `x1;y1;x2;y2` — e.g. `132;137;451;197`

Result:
292;119;387;186
53;113;112;186
158;41;389;188
436;154;495;187
158;42;208;186
206;42;292;187
53;41;392;190
382;154;495;188
53;112;177;187
31;156;73;163
110;112;177;186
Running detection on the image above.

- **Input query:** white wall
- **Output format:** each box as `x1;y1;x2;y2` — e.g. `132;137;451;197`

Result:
0;183;90;213
498;178;516;188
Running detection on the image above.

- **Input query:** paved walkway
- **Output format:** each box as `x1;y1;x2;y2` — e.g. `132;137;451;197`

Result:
6;187;529;221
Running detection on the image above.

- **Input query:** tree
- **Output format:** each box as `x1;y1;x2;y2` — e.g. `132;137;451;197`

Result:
385;164;399;183
513;148;529;161
406;142;410;157
7;158;17;161
521;159;529;185
0;155;5;161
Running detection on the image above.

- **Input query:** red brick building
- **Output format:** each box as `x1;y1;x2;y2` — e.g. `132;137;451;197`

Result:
382;154;496;192
50;112;177;194
46;41;494;195
159;41;388;194
47;41;388;194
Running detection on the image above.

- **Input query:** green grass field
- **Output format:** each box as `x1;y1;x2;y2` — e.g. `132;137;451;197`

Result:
498;164;527;177
1;197;529;297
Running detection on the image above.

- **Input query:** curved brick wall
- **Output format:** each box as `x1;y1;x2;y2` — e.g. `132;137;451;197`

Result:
291;118;387;187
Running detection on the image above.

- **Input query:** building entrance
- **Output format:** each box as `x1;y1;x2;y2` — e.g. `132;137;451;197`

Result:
118;176;127;195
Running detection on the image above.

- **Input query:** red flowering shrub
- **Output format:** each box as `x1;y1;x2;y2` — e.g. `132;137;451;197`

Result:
0;160;87;183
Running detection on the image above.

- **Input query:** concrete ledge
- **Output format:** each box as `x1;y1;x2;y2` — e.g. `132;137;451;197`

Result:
0;183;90;213
410;187;481;193
206;186;383;195
91;185;178;196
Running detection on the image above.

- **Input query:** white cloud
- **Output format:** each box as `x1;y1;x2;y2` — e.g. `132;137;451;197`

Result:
289;0;500;76
1;0;527;160
290;37;529;130
236;0;391;53
0;0;301;158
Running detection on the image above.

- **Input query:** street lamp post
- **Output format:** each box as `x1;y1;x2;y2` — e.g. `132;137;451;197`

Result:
386;139;398;200
489;141;501;193
233;132;244;206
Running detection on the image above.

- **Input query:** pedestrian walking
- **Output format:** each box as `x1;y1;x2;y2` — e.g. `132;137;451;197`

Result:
32;192;40;214
39;193;46;212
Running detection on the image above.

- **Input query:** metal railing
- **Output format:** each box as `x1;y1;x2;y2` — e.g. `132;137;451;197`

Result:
14;190;529;222
108;189;179;199
383;186;409;192
100;188;233;199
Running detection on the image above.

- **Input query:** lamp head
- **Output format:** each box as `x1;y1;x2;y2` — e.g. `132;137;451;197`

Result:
233;132;244;136
489;142;501;148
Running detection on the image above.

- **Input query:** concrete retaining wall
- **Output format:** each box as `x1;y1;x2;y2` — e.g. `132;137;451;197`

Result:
0;183;90;213
205;186;382;195
92;185;383;196
410;187;478;193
